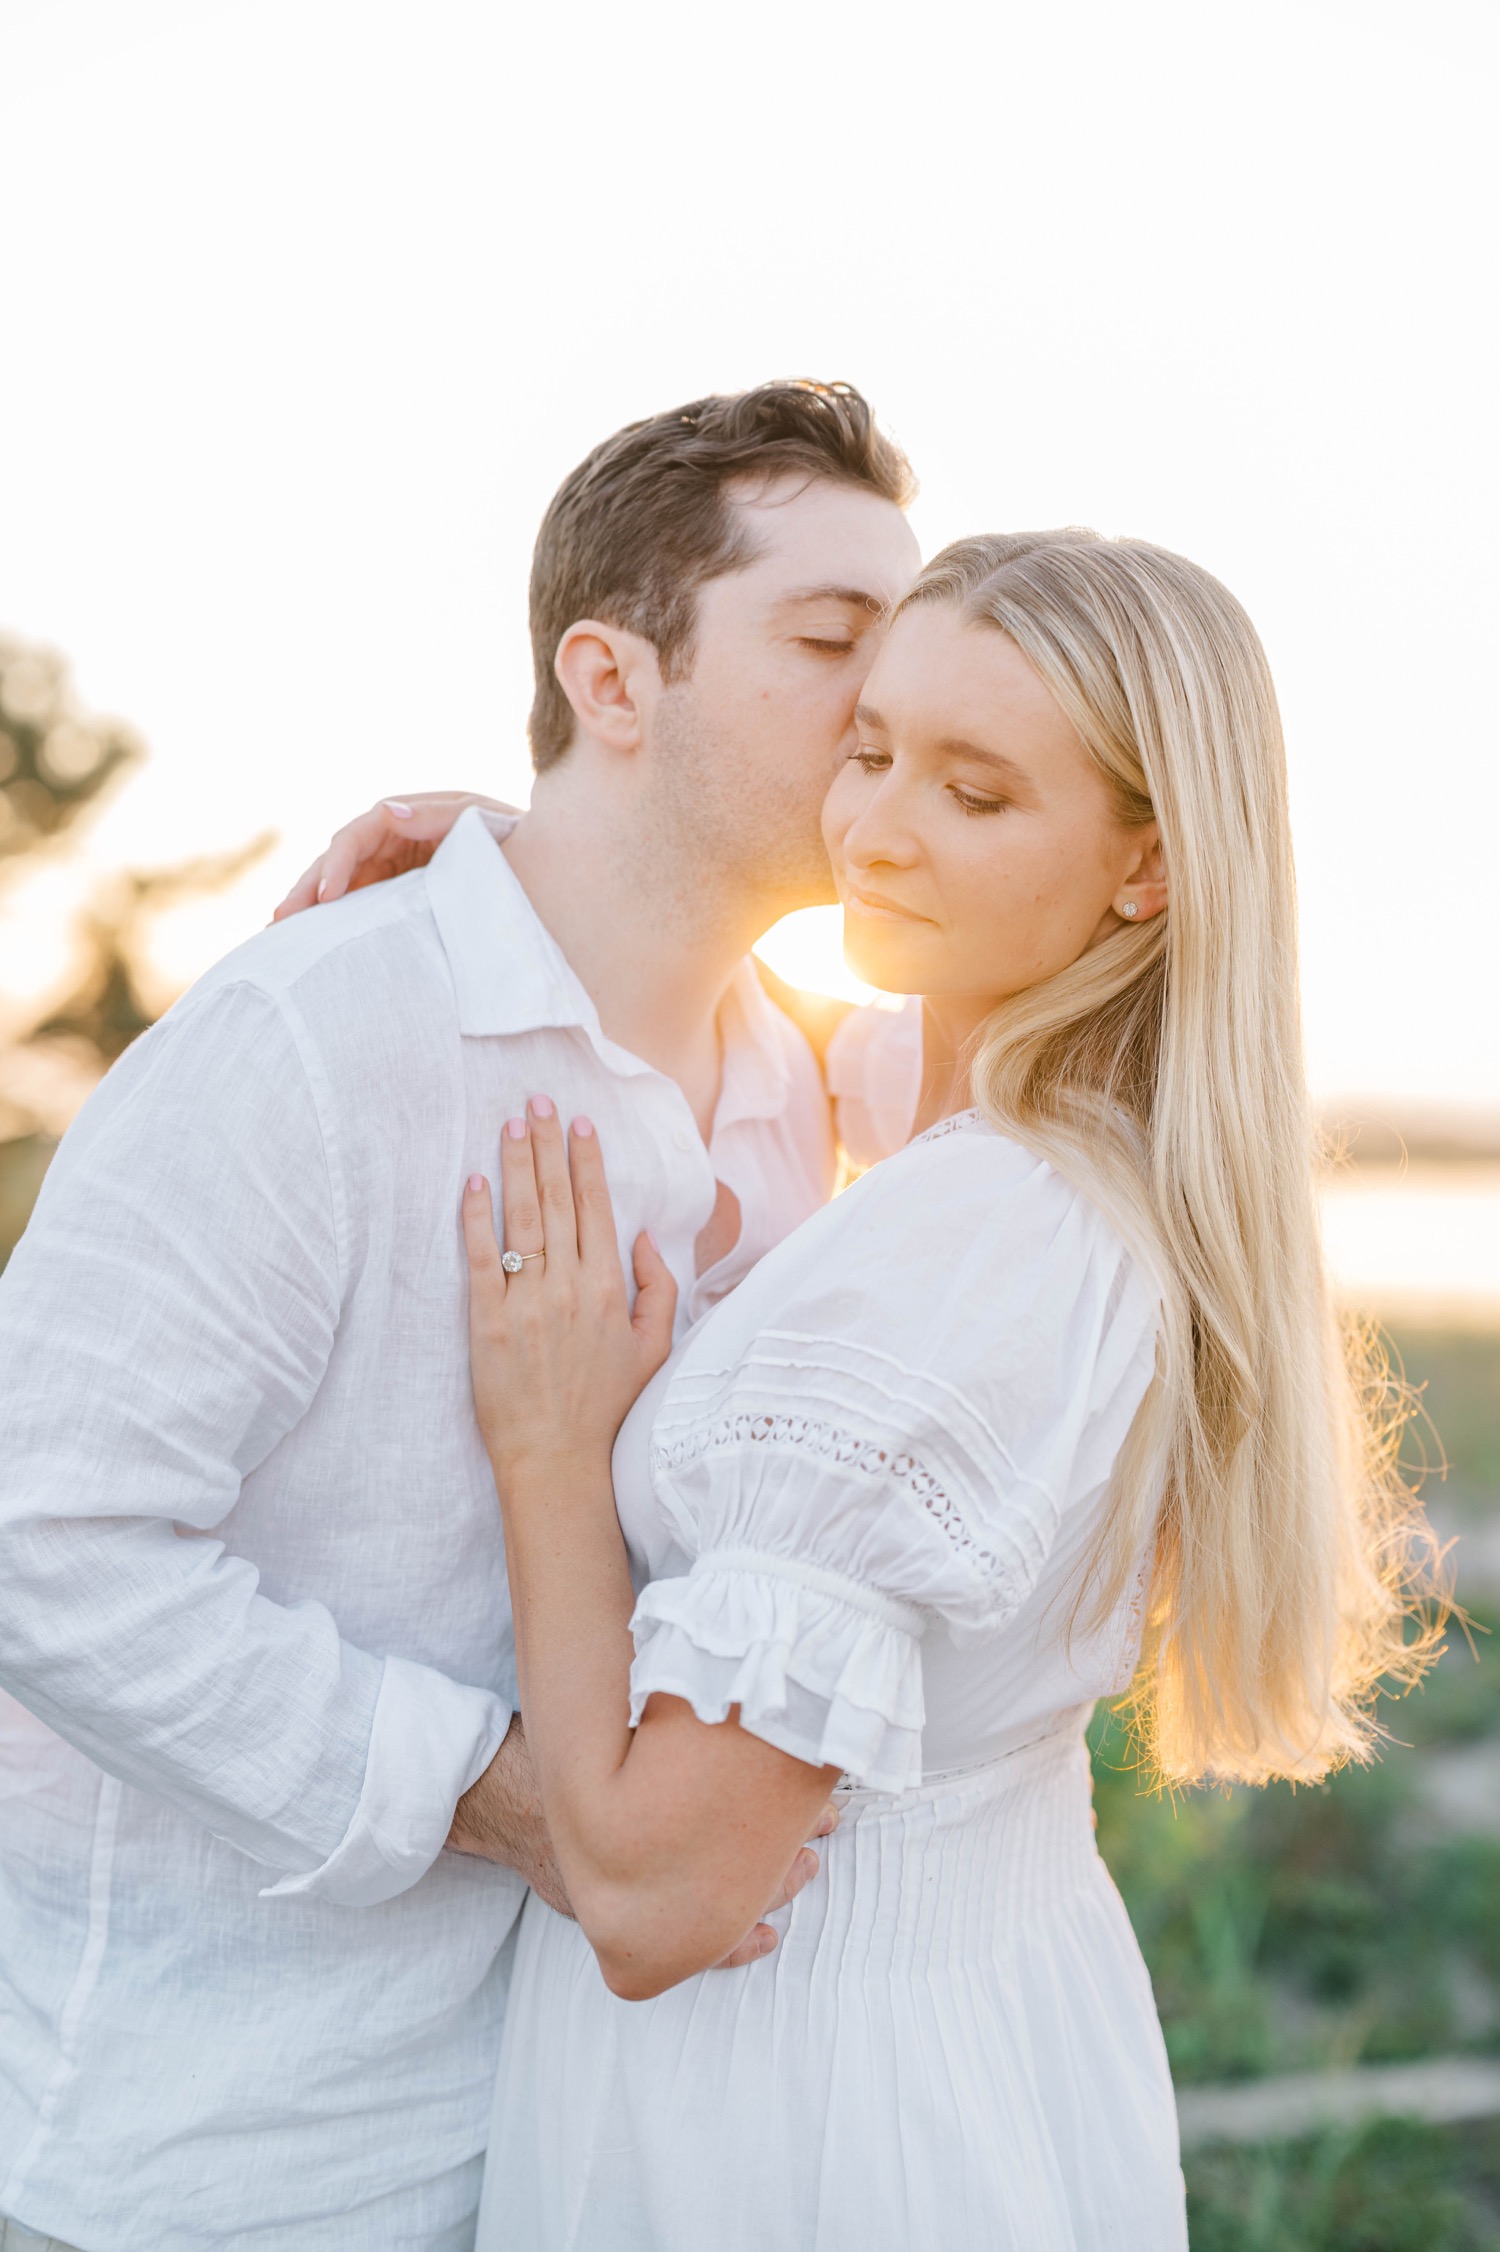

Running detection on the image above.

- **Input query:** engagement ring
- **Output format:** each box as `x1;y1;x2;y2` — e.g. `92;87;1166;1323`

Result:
500;1250;545;1274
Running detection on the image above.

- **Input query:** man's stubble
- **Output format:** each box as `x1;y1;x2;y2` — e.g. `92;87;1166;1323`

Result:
637;682;840;949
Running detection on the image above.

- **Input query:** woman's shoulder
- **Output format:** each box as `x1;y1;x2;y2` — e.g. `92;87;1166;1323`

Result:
718;1109;1158;1410
842;1109;1132;1271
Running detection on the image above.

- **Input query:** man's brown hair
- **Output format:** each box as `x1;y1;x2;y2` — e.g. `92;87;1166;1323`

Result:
527;379;916;771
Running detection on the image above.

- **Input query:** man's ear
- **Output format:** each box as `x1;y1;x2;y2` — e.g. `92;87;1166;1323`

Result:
553;621;661;756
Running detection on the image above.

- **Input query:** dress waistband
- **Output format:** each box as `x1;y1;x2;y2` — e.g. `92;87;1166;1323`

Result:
831;1704;1094;1810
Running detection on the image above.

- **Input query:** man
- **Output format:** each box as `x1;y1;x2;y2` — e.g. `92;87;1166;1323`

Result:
0;381;920;2250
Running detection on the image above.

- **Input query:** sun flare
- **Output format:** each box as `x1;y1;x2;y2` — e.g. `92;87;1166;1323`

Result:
752;907;883;1005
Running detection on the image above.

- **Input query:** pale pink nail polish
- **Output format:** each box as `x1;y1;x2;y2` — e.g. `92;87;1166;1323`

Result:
505;1117;527;1140
316;877;328;901
573;1116;595;1138
529;1094;554;1119
383;800;414;817
467;1174;484;1193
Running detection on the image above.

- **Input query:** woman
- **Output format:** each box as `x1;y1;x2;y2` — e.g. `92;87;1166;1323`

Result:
303;531;1435;2248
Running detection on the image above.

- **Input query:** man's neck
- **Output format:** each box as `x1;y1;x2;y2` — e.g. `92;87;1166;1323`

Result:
500;775;769;1136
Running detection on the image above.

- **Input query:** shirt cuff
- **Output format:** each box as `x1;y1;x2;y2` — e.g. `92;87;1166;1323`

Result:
262;1654;510;1908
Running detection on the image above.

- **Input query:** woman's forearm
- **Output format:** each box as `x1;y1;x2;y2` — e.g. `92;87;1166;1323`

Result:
497;1446;637;1863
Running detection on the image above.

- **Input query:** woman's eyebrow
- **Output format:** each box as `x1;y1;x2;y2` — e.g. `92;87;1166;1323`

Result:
855;706;1029;785
935;737;1029;783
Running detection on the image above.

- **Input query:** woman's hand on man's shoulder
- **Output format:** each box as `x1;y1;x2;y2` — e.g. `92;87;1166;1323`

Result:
272;791;520;920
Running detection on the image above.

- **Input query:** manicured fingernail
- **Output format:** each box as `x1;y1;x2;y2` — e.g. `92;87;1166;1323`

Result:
467;1174;485;1193
572;1116;594;1138
758;1931;777;1956
645;1229;660;1253
529;1094;554;1119
505;1117;527;1140
316;877;328;901
383;799;413;817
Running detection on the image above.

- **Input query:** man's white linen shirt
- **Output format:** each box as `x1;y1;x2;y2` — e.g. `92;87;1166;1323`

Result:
0;810;837;2252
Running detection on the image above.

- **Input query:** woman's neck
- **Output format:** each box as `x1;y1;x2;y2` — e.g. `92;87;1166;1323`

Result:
911;995;998;1137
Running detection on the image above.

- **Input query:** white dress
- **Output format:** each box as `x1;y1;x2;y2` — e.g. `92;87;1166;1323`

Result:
477;1115;1187;2250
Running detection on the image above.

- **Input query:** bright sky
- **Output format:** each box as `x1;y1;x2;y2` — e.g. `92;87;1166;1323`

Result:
2;0;1496;1107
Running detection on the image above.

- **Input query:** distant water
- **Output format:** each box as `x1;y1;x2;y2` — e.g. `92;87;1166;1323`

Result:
1321;1166;1500;1326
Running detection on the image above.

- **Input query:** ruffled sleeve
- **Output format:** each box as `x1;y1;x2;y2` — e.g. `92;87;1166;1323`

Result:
631;1550;928;1792
627;1123;1161;1794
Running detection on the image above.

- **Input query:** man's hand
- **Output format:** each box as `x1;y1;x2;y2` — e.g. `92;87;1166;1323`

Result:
448;1718;839;1963
446;1715;572;1915
712;1799;840;1967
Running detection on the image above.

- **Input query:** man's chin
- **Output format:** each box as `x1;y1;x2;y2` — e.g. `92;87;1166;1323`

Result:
791;871;842;912
754;849;840;918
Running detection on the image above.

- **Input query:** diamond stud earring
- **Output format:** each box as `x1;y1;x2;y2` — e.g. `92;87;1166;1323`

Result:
1121;901;1139;919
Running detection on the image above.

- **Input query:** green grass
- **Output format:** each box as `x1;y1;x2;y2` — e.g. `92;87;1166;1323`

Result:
1186;2118;1500;2252
1091;1615;1500;2087
1091;1322;1500;2244
0;1133;54;1271
1398;1329;1500;1511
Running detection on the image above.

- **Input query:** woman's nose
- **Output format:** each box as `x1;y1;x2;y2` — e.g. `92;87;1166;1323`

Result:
843;785;920;872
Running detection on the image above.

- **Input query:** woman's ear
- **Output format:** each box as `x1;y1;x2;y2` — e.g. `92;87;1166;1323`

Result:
1113;822;1168;924
553;622;661;756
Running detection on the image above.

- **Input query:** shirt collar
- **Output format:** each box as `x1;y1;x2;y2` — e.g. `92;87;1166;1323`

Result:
714;958;794;1131
423;809;799;1118
424;809;642;1077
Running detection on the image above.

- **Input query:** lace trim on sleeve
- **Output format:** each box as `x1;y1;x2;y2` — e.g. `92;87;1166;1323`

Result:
650;1409;1026;1605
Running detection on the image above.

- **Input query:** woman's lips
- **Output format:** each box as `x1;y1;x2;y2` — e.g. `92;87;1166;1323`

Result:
844;886;930;924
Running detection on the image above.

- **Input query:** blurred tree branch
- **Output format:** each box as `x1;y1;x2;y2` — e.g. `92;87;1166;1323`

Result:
0;631;144;858
0;632;273;1263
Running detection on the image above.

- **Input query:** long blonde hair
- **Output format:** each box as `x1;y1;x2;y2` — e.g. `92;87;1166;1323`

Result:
899;531;1440;1785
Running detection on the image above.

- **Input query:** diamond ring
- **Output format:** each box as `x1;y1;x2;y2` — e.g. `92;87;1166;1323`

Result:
500;1250;545;1274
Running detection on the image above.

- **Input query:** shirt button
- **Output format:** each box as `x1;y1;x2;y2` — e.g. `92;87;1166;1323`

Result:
672;1129;694;1153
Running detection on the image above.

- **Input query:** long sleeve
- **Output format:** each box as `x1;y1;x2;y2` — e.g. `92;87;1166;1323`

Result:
0;977;506;1902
